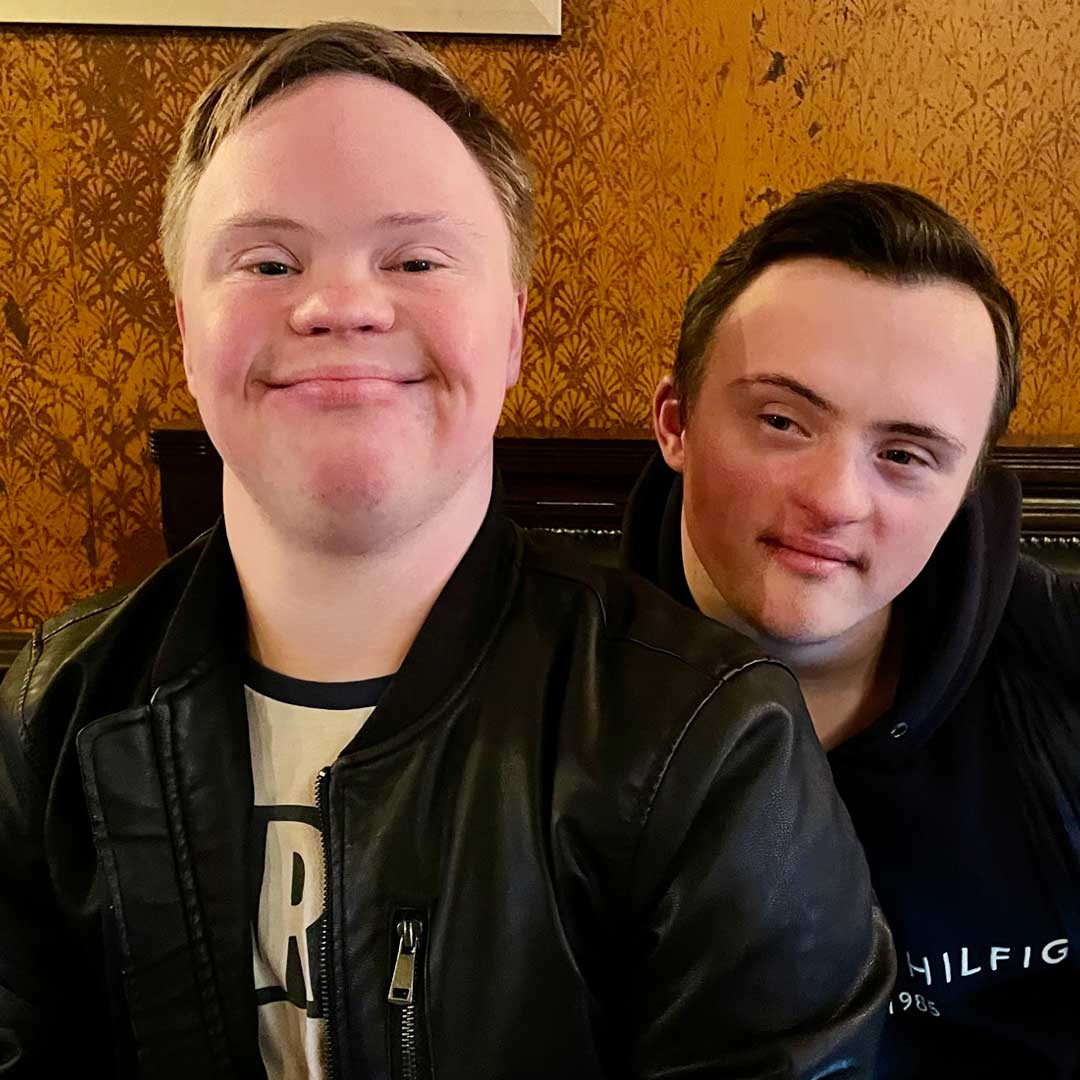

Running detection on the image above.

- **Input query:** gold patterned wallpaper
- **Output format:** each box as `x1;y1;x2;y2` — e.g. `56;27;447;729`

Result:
3;0;1080;626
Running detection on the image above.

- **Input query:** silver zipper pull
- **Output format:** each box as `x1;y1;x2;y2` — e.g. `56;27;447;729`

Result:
387;919;423;1006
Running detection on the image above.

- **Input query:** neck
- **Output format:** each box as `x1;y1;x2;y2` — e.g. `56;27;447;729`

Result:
682;522;901;750
225;467;492;682
773;612;902;749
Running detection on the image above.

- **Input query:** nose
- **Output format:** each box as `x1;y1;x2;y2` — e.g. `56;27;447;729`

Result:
792;443;873;530
289;273;395;336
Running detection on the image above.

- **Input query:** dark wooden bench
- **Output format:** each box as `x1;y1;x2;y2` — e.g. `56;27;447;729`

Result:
3;431;1080;679
150;426;1080;568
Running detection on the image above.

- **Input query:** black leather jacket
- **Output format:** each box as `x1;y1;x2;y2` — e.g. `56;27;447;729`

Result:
0;508;893;1078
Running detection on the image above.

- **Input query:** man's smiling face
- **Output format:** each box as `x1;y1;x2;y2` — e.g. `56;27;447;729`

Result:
177;72;525;549
657;256;999;649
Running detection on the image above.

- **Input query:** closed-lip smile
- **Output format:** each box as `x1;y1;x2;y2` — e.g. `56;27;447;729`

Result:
264;364;423;388
761;533;865;573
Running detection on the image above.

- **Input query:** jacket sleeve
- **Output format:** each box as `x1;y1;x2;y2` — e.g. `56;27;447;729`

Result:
0;636;86;1074
626;659;894;1079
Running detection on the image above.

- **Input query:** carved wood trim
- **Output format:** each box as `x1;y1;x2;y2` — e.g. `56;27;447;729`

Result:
987;444;1080;535
494;437;654;529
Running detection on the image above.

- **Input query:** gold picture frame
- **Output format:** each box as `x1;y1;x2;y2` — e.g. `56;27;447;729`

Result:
0;0;561;34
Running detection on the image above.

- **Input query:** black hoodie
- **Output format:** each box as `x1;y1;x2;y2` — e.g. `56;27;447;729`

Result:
623;452;1080;1079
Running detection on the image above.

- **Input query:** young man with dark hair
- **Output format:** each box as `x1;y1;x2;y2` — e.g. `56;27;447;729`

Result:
0;28;893;1079
623;178;1080;1078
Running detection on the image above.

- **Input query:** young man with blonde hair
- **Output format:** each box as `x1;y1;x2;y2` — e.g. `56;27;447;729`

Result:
623;180;1080;1077
0;29;892;1078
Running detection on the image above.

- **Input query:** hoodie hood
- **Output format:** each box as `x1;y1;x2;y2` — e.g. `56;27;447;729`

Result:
620;450;695;609
621;451;1023;768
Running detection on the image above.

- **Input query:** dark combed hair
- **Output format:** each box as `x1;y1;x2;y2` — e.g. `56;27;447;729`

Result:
674;179;1021;455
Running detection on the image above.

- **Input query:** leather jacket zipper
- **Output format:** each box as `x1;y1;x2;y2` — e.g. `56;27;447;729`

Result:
388;914;432;1080
316;767;337;1079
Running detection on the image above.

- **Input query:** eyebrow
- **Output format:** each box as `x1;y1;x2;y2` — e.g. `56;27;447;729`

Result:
374;211;484;236
212;211;483;238
214;213;309;235
730;373;836;413
880;421;967;455
730;373;968;455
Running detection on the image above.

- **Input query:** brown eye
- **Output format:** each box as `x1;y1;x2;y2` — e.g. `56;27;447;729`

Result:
883;449;920;467
252;261;291;276
399;259;434;273
763;414;794;432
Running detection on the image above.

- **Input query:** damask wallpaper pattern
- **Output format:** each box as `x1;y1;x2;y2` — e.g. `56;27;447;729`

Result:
2;0;1080;625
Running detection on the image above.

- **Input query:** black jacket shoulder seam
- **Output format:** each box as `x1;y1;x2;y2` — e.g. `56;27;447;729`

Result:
16;627;42;733
626;655;793;904
525;562;612;630
17;595;129;751
638;655;778;832
41;594;128;643
525;562;777;683
621;633;780;684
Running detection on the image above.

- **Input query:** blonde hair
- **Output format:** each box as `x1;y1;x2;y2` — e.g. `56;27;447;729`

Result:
159;21;534;290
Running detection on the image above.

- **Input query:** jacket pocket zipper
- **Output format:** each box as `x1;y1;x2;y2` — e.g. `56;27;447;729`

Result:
388;914;432;1080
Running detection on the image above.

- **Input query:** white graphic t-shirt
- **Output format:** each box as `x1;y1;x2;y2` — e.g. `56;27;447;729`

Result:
245;661;392;1080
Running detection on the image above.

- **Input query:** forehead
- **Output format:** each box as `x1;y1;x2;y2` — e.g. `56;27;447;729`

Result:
186;72;507;242
703;256;998;421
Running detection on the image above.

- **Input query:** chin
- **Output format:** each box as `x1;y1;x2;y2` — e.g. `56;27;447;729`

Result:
247;464;394;536
302;446;403;500
276;495;407;555
744;604;856;650
308;472;390;508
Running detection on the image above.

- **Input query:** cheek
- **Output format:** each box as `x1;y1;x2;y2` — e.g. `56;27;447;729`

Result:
874;494;960;589
685;447;777;548
691;434;781;514
186;299;265;396
425;300;516;402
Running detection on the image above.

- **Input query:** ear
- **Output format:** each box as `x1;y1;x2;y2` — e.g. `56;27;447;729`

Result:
505;287;527;389
653;374;687;473
176;297;198;400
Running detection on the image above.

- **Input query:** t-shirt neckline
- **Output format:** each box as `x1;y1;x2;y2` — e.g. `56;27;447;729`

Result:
244;657;393;711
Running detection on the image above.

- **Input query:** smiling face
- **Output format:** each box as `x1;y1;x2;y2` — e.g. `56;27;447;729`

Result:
655;257;999;651
177;73;525;551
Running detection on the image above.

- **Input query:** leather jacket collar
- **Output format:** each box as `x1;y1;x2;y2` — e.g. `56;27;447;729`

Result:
149;497;524;750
